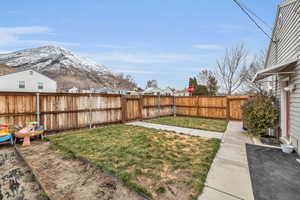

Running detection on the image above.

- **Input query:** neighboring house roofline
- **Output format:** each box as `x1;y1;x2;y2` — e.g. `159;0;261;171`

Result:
0;69;56;83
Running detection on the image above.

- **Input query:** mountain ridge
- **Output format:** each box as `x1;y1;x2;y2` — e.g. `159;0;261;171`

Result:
0;46;137;90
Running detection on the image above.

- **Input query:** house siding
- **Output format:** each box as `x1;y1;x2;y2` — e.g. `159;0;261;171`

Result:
266;0;300;154
0;70;57;93
266;0;300;66
289;62;300;154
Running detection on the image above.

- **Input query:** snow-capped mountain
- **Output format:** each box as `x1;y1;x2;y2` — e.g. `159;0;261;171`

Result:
0;45;112;74
0;46;137;90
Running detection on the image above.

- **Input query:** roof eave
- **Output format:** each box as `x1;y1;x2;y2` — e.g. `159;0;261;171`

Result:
252;58;299;82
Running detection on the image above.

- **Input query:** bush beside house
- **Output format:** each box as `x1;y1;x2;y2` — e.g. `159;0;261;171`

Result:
242;96;278;136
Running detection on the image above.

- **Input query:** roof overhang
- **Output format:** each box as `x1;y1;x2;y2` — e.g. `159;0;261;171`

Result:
252;58;299;82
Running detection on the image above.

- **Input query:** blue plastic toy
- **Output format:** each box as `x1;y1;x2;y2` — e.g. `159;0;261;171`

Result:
0;133;14;145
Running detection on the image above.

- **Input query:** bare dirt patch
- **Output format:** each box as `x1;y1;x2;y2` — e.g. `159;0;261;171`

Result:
17;142;145;200
0;146;44;200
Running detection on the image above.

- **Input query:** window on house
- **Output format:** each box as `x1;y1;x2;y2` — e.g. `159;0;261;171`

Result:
18;81;25;89
37;82;44;90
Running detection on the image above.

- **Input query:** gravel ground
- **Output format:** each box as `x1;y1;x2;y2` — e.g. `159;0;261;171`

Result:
0;146;44;200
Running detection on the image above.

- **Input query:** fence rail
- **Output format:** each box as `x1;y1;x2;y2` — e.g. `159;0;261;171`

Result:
0;92;249;132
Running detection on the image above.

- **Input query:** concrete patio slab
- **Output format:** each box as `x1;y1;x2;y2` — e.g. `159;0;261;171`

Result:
126;121;223;139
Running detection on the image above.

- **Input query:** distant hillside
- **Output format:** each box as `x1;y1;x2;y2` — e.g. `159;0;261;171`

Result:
0;46;137;90
0;64;16;76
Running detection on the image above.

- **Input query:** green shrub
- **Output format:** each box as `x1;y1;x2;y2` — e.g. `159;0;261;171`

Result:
156;186;166;194
241;96;278;136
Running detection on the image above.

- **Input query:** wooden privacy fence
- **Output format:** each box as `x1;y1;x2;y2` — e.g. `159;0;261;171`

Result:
0;92;249;132
122;95;175;121
0;92;123;132
176;96;250;120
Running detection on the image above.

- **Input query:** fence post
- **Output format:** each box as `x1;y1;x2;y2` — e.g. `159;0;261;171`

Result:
139;95;144;120
121;95;127;123
226;97;230;120
173;95;176;117
158;93;161;117
89;93;92;129
36;93;41;125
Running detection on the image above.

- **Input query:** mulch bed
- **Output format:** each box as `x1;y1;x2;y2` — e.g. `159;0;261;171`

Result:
260;136;281;146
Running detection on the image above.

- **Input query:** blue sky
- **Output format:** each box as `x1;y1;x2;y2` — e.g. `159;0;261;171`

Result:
0;0;282;89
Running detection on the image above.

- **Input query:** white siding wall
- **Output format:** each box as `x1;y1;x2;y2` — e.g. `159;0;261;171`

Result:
267;0;300;66
0;70;57;93
266;0;300;154
289;62;300;154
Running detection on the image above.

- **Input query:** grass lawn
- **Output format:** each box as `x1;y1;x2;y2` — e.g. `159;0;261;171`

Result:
48;125;220;200
145;117;228;132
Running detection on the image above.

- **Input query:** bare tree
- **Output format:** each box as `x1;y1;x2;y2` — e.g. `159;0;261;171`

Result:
113;73;138;90
146;80;158;89
197;69;210;85
241;50;267;94
197;69;219;95
216;44;248;95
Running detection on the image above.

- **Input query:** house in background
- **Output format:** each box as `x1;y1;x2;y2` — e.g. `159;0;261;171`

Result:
175;89;189;96
0;69;57;93
253;0;300;154
161;87;175;96
68;87;80;93
143;87;174;95
143;87;162;95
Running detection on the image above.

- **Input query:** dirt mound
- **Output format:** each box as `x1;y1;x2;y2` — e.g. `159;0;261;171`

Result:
17;142;145;200
0;147;43;200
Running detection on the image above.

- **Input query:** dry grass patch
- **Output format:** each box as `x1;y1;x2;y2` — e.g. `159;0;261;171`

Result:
48;125;220;200
145;117;228;132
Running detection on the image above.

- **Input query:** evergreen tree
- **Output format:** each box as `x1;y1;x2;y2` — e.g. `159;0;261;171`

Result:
188;76;208;96
207;74;219;95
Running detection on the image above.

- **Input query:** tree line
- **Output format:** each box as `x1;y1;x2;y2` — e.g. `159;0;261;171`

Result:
188;43;266;96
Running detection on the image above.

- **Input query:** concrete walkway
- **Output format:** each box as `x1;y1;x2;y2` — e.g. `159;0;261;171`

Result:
198;121;254;200
126;121;223;139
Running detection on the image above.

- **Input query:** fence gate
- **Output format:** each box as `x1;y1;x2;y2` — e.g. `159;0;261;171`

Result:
122;95;142;122
227;97;249;120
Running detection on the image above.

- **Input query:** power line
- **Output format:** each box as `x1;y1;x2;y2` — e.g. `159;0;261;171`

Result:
237;0;273;30
231;0;275;42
